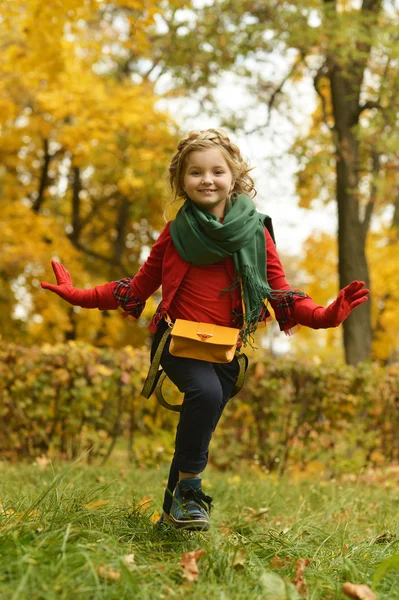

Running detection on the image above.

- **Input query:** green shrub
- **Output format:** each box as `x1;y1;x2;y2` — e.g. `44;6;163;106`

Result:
1;340;398;474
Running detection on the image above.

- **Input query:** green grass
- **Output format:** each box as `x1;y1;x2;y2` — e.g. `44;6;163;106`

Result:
1;457;399;599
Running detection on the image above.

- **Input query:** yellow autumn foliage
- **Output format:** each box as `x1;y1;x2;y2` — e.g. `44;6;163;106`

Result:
290;229;399;363
0;0;182;347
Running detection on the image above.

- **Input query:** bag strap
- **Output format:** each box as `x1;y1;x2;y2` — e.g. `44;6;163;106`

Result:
141;321;248;411
140;325;171;399
263;215;276;245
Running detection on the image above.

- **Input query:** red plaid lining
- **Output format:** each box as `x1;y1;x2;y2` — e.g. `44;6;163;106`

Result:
273;291;309;329
113;278;146;318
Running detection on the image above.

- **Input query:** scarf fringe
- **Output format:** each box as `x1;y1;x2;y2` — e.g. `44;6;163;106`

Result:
226;266;306;348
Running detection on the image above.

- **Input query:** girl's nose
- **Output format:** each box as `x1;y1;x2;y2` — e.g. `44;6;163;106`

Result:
201;174;213;183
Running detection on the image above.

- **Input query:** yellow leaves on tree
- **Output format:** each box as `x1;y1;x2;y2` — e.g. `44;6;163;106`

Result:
368;229;399;362
0;0;181;347
290;228;399;363
290;232;344;363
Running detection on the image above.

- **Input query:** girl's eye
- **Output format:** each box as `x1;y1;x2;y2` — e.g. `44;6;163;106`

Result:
215;171;224;175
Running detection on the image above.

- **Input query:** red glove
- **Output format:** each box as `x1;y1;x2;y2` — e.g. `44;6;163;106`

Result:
292;280;370;329
41;261;118;310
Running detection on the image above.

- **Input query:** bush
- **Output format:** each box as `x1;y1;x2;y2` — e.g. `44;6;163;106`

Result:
1;340;398;474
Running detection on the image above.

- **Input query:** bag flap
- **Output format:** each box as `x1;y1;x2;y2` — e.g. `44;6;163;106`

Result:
172;319;240;345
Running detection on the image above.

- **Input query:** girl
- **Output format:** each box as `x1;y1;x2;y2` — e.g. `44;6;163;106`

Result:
41;129;369;531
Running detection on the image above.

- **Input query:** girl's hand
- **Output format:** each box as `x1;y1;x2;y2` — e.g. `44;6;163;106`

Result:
312;280;370;328
41;261;118;309
41;261;82;304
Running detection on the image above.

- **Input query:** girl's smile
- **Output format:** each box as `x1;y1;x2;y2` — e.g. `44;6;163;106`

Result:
183;148;234;218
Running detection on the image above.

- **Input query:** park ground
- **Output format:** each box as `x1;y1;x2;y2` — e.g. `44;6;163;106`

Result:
1;456;399;600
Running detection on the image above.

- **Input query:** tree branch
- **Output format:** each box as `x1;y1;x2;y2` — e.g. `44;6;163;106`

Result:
32;138;50;214
357;100;381;117
313;63;333;130
69;166;82;244
79;193;119;230
244;55;305;135
66;238;117;265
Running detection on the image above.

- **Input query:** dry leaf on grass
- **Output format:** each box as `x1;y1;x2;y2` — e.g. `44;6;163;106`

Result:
270;555;291;569
180;549;205;582
243;506;270;521
229;548;247;570
35;455;51;471
97;565;121;582
219;521;233;535
293;558;311;597
84;499;109;510
122;553;135;567
135;495;154;511
150;509;161;524
343;582;378;599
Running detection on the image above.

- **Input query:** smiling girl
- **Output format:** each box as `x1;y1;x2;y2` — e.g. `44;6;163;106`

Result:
41;129;369;531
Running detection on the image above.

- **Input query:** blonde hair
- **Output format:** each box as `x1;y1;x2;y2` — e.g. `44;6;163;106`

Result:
168;129;256;202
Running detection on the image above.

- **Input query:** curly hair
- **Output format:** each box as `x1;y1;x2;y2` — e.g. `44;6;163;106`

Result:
168;128;256;203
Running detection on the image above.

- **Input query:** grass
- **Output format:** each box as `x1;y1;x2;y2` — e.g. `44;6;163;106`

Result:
1;457;399;599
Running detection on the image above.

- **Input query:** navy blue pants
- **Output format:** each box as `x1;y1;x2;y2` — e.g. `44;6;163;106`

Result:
151;321;240;513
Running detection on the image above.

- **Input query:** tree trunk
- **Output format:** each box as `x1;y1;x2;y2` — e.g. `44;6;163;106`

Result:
113;196;130;265
328;65;372;364
324;0;381;364
335;140;372;364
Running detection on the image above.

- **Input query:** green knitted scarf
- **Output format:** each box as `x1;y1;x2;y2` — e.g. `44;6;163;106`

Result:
170;193;297;346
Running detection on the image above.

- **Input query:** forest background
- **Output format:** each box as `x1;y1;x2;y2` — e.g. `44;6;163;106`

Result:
0;0;398;468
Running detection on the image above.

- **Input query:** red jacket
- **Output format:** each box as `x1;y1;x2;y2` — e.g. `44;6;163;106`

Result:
111;221;311;335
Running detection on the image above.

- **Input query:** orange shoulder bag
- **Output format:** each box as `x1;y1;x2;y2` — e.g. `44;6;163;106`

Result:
168;317;240;363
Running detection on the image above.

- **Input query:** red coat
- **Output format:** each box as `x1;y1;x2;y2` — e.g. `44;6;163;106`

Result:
111;221;309;335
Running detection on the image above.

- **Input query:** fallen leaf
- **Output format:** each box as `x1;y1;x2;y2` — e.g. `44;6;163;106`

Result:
229;547;247;570
97;565;121;582
180;549;205;582
84;499;109;510
122;553;135;567
17;509;40;520
219;521;233;535
150;510;160;524
35;455;51;471
342;582;378;599
270;555;291;569
243;506;270;521
293;558;311;597
136;495;154;511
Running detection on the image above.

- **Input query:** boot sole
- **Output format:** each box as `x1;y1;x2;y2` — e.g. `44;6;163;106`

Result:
169;514;210;531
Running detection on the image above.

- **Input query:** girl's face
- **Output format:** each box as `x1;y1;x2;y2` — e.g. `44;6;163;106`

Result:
183;148;234;218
